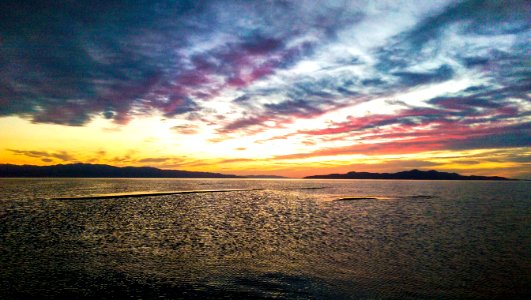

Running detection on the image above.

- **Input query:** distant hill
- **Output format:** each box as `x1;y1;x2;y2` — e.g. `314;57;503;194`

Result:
304;169;512;180
244;175;288;178
0;163;243;178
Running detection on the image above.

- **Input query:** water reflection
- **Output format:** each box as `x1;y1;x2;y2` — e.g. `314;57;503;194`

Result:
1;179;529;298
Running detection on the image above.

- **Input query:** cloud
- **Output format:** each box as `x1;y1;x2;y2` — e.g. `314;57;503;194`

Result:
218;158;255;164
392;65;454;86
8;149;76;162
1;1;527;130
138;158;173;163
219;97;348;133
408;0;529;40
0;1;206;125
0;0;366;126
274;139;445;160
171;124;199;135
207;0;527;138
447;123;531;150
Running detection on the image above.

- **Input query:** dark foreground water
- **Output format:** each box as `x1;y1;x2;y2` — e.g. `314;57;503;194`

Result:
1;178;529;299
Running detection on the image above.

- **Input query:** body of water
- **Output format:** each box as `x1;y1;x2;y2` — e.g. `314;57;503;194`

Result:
1;178;529;299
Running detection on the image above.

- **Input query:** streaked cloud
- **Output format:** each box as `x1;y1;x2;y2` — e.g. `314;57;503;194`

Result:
8;149;76;162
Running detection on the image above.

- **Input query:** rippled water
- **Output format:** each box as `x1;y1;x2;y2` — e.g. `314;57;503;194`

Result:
1;178;529;299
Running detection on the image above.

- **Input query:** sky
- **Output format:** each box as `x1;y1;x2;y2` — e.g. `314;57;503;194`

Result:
0;0;530;178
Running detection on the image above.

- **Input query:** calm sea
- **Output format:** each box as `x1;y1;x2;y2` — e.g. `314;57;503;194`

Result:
1;178;529;299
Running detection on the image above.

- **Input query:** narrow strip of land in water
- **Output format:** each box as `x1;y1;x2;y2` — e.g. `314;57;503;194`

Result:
334;196;394;201
335;196;380;201
50;189;265;200
284;187;329;190
48;186;331;200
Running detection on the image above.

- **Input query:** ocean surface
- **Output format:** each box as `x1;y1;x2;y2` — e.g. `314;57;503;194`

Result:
1;178;529;299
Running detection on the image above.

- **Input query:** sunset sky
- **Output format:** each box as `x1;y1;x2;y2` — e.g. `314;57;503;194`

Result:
0;0;529;178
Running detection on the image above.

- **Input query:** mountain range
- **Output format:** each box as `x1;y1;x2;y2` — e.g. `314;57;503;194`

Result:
0;163;241;178
0;164;513;180
304;169;512;180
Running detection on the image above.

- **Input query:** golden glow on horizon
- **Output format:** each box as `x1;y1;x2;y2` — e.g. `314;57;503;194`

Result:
1;113;529;179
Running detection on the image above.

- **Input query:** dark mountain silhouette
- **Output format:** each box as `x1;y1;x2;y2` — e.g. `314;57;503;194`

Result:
304;169;512;180
0;163;243;178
